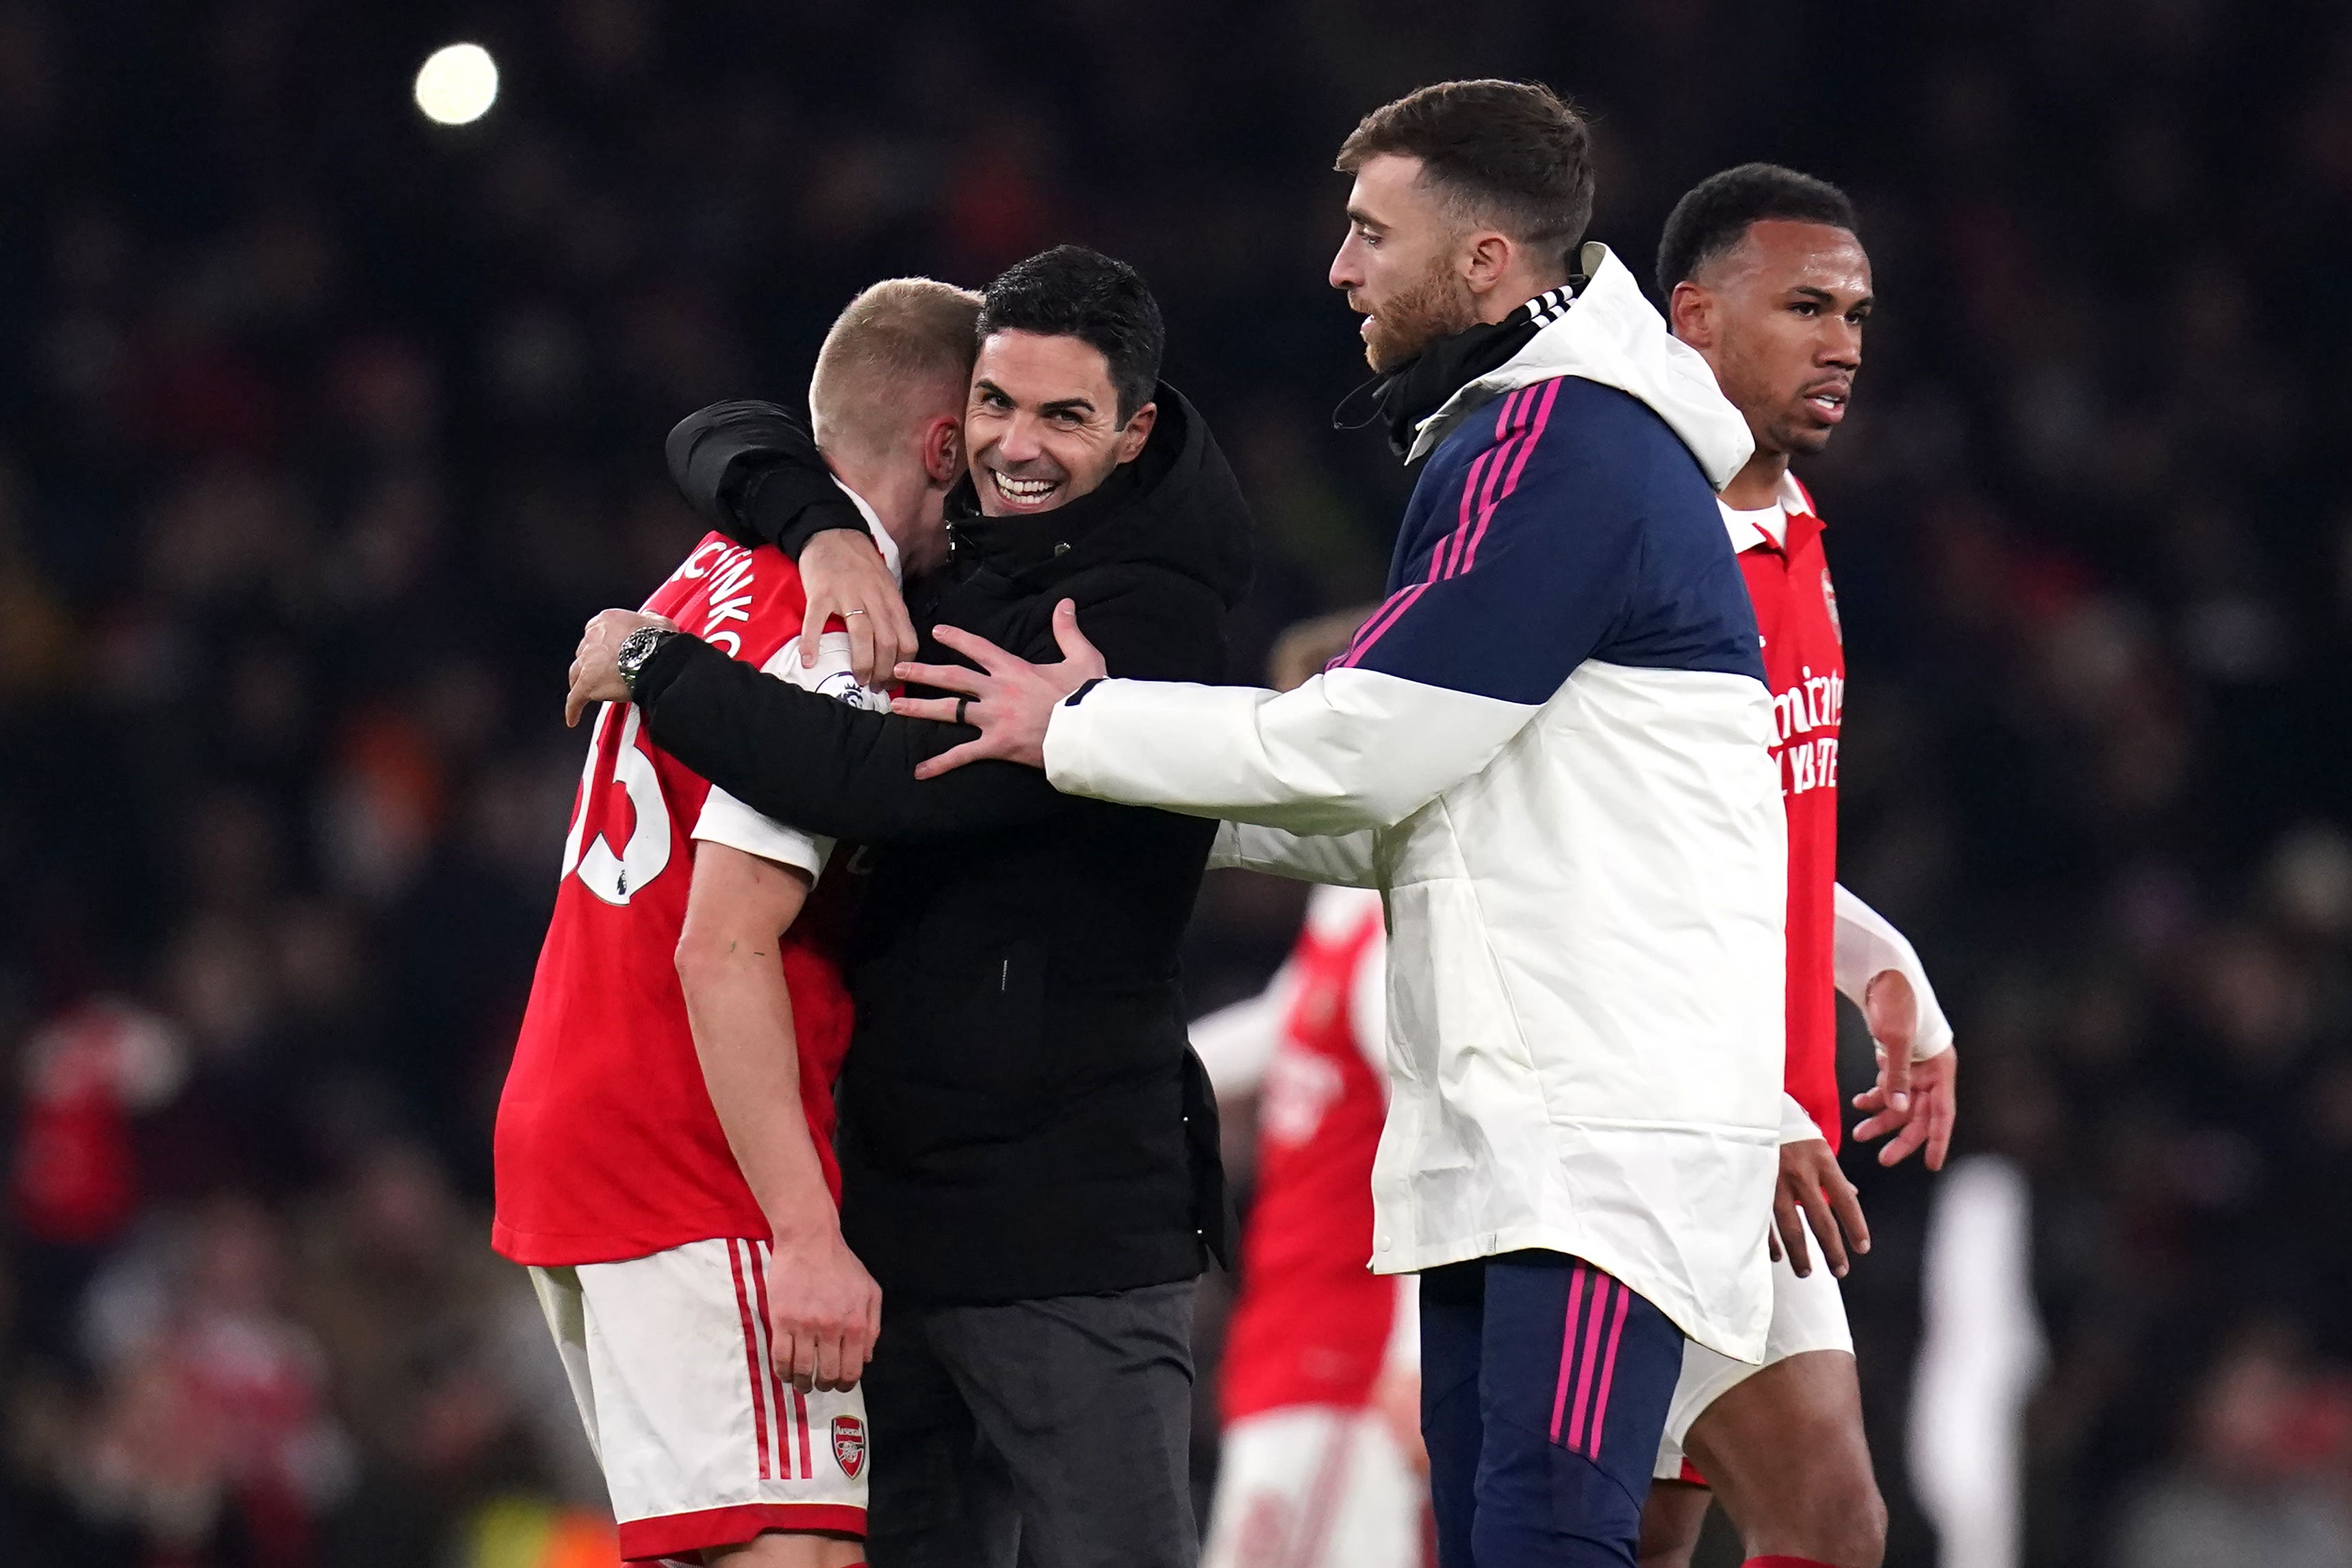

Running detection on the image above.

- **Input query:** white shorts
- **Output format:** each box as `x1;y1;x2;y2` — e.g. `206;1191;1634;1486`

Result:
1203;1405;1428;1568
531;1237;867;1563
1652;1210;1854;1480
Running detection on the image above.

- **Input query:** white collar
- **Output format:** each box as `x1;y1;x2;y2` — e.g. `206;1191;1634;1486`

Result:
1717;471;1815;553
832;478;904;584
1405;242;1755;488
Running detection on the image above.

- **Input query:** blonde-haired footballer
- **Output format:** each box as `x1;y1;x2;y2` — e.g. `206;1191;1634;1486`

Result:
494;279;977;1567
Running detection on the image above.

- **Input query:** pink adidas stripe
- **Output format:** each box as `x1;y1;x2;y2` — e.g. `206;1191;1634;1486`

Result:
1342;378;1564;671
1442;387;1531;578
1565;1274;1615;1452
1337;581;1427;669
1585;1276;1634;1458
1459;378;1562;575
1440;386;1533;580
1435;430;1505;584
1548;1262;1590;1444
1337;435;1486;669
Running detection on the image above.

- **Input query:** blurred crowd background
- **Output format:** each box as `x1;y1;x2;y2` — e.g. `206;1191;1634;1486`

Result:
3;1;2350;1564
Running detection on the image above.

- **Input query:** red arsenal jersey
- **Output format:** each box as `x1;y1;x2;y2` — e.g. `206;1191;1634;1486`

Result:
491;527;887;1266
1728;476;1845;1148
1217;886;1401;1422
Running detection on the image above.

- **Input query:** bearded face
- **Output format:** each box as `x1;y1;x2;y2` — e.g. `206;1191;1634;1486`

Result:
1359;248;1481;373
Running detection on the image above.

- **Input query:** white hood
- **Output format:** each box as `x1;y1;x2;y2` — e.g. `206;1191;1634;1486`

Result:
1406;242;1755;489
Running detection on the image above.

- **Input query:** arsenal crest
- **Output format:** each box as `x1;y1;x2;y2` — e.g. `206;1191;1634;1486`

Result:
1820;568;1843;643
832;1414;866;1478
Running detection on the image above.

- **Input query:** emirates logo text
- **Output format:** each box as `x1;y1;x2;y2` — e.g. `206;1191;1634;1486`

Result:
1772;663;1843;799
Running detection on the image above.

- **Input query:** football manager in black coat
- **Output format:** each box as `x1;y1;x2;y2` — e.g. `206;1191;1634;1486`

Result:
567;246;1253;1568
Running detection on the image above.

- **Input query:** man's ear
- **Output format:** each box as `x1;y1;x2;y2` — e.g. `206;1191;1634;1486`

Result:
1115;402;1158;464
922;415;963;485
1461;229;1516;298
1668;281;1715;349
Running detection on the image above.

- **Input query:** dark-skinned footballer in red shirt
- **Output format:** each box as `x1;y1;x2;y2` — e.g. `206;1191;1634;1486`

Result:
1636;165;1960;1568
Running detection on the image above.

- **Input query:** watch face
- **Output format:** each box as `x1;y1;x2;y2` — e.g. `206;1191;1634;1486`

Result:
619;628;662;679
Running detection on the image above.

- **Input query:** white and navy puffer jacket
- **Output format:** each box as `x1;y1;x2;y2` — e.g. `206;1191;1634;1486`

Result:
1043;244;1786;1361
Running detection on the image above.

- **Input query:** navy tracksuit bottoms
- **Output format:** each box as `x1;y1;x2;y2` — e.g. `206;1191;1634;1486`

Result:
1421;1250;1685;1566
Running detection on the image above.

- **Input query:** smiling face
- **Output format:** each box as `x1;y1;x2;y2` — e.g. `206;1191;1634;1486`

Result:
1672;219;1872;460
1328;153;1483;373
963;330;1158;517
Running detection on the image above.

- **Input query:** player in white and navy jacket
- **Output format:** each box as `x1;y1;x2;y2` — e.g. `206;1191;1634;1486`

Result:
1033;237;1786;1349
890;81;1786;1565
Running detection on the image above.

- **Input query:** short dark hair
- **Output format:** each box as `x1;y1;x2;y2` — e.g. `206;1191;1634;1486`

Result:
1335;80;1596;273
975;245;1164;422
1656;164;1858;299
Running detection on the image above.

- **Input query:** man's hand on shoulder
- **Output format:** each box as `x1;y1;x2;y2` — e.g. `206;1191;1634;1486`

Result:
893;599;1108;777
565;609;679;727
800;529;915;689
766;1226;884;1393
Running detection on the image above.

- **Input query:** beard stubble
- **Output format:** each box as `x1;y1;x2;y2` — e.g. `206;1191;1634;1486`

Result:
1364;258;1479;373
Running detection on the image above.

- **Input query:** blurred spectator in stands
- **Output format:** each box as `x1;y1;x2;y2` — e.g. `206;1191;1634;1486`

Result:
76;1195;351;1567
2112;1328;2352;1568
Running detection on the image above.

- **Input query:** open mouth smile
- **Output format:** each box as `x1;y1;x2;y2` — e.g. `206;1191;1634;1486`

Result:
989;469;1061;509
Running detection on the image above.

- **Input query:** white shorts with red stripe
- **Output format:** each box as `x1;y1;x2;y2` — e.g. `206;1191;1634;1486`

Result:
1202;1405;1429;1568
1652;1209;1854;1482
531;1237;867;1563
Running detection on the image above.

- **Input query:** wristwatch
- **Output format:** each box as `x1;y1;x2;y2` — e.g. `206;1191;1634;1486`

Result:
616;625;679;697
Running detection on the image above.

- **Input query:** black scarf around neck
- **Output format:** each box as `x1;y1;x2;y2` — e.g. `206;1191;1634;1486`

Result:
1334;283;1582;459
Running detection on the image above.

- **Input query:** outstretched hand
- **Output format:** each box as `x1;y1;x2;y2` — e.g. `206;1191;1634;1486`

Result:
891;600;1106;777
1850;967;1958;1170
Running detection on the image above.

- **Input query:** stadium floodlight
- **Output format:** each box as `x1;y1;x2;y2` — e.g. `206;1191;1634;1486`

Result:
415;43;498;126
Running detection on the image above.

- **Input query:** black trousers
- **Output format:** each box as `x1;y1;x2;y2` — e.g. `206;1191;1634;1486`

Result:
864;1278;1199;1568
